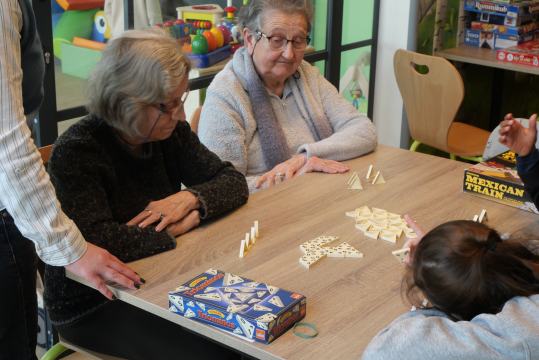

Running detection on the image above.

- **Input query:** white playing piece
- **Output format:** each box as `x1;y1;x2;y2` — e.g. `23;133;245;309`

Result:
229;299;241;304
239;240;247;257
233;327;243;335
169;305;178;312
346;210;360;218
355;220;371;232
248;298;261;304
254;221;259;237
169;295;184;313
245;233;250;247
224;287;237;293
255;313;278;322
391;247;410;265
366;165;375;178
348;172;363;190
204;286;217;293
380;230;397;243
257;321;268;330
223;293;232;299
251;227;256;244
300;243;319;254
253;304;272;312
365;230;380;239
344;247;363;258
196;301;205;311
257;291;267;298
422;299;429;308
239;288;255;293
479;209;488;223
227;304;248;313
348;171;358;185
268;296;284;307
234;293;254;302
387;226;403;238
357;206;370;212
227;313;233;321
299;250;327;268
316;236;340;247
326;247;345;258
194;292;222;302
172;285;190;293
473;215;478;222
411;306;417;311
186;301;195;307
204;268;218;276
266;285;279;295
243;281;260;288
223;273;244;286
184;308;196;318
236;315;255;339
404;230;418;238
372;171;386;185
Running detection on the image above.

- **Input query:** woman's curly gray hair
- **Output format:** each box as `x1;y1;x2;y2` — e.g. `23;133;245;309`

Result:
239;0;314;35
85;28;191;138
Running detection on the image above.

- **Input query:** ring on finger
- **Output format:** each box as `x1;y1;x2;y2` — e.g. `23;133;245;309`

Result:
145;210;152;215
159;213;166;221
275;173;285;181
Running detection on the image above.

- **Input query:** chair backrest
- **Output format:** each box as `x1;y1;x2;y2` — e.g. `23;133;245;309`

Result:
189;106;203;134
393;49;464;153
38;144;54;165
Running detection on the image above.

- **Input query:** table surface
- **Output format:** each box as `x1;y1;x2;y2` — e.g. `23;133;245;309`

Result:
68;145;539;359
436;46;539;75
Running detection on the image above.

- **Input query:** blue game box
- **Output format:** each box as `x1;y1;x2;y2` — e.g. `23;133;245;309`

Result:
168;269;306;344
465;27;539;49
464;0;539;18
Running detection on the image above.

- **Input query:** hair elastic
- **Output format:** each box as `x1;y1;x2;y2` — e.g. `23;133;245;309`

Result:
293;322;318;338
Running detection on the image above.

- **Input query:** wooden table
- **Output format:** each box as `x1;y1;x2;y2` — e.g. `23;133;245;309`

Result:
436;46;539;131
68;145;539;359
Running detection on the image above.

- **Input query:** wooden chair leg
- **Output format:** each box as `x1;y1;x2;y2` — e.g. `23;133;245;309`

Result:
40;343;68;360
409;141;421;152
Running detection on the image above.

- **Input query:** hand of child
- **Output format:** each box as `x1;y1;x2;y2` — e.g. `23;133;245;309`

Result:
402;214;427;267
499;113;537;156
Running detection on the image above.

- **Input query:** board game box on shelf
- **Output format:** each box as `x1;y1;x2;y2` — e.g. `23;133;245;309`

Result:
465;27;539;49
168;269;306;344
497;40;539;65
464;0;539;18
471;20;539;35
463;150;538;214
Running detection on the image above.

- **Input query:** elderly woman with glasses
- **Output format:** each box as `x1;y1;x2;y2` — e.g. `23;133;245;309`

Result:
43;28;247;360
198;0;377;194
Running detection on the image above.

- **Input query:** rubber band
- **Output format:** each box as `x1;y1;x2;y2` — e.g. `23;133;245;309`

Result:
293;322;318;338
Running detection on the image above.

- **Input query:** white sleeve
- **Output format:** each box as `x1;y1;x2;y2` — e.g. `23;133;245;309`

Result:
0;0;87;266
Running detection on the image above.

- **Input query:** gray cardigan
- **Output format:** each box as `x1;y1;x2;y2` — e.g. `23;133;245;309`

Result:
363;294;539;360
198;48;378;193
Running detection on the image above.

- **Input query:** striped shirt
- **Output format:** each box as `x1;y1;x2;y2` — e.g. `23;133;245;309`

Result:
0;0;87;266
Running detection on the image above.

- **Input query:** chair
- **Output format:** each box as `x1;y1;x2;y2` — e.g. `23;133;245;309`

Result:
393;49;491;162
38;144;54;165
189;106;203;134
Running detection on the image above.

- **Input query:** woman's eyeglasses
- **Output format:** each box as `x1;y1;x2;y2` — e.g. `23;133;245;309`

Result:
256;31;310;52
153;88;190;115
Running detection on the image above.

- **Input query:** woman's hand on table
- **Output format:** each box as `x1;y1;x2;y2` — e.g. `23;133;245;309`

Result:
166;210;201;237
499;113;537;156
255;154;349;189
127;191;201;232
402;214;427;267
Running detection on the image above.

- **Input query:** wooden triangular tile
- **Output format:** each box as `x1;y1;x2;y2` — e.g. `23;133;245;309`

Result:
348;171;359;185
348;176;363;190
372;171;386;185
366;165;375;178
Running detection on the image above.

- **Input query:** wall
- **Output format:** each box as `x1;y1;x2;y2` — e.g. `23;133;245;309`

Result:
372;0;416;148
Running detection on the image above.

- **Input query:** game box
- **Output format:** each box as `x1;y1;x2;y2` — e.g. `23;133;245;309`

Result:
465;28;539;49
471;20;539;35
464;0;539;18
496;40;539;65
168;269;306;344
463;150;538;214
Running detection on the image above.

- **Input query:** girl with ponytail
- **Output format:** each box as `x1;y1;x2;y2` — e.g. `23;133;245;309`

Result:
364;218;539;360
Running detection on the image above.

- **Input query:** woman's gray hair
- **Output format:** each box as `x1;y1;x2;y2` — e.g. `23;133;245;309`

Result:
85;28;191;138
239;0;314;35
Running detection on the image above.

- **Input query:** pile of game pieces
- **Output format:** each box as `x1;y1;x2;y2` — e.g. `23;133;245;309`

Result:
239;221;259;257
346;206;417;243
472;209;488;223
298;236;363;269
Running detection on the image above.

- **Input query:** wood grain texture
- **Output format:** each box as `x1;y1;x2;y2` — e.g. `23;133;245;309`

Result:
68;145;539;359
394;49;490;157
436;46;539;76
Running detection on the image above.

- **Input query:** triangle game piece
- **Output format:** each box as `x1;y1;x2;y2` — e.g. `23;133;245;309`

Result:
204;269;218;276
184;308;196;318
366;165;375;179
392;247;410;265
253;304;272;312
266;285;279;295
223;273;244;286
372;171;386;185
194;292;222;302
268;296;284;307
479;209;488;223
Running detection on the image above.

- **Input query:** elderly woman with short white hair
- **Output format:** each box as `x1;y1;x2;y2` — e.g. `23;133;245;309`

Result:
198;0;378;194
44;28;246;360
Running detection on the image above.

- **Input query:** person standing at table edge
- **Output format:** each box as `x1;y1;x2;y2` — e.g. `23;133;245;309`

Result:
0;1;143;359
499;113;539;209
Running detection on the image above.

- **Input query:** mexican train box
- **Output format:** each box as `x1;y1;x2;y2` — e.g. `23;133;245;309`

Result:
463;150;538;214
168;269;306;344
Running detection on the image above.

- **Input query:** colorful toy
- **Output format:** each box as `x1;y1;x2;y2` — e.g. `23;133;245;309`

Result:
177;4;224;30
192;33;209;55
339;50;371;107
56;0;104;11
53;8;99;60
202;30;217;52
73;36;106;51
91;10;111;43
210;27;224;48
217;25;231;45
222;2;238;28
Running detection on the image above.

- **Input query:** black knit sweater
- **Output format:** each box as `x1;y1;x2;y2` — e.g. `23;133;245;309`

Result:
44;115;248;324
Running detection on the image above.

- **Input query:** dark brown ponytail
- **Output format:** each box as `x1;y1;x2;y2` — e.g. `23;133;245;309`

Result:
403;220;539;321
